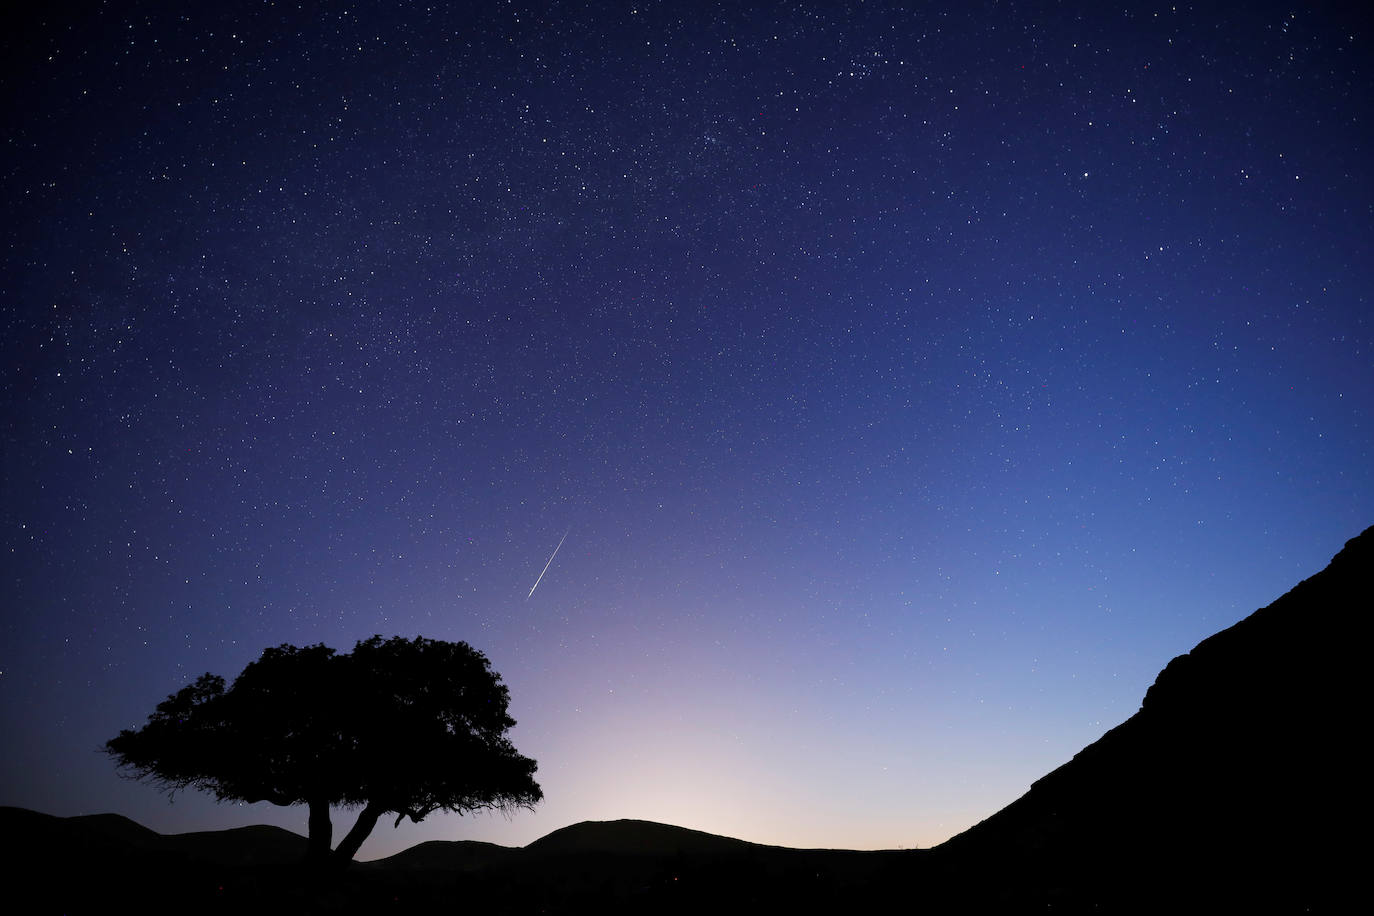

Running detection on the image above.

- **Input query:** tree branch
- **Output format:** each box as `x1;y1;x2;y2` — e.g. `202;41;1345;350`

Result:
334;802;385;863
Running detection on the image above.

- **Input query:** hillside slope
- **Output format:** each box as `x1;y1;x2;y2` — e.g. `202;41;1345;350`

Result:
935;526;1370;911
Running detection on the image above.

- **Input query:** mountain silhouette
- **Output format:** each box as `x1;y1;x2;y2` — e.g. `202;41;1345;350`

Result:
524;818;766;857
933;524;1370;911
0;806;913;912
362;837;517;872
0;806;313;868
3;526;1365;912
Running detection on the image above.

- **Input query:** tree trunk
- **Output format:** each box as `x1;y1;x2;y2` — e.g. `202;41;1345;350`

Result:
306;799;333;863
333;802;385;863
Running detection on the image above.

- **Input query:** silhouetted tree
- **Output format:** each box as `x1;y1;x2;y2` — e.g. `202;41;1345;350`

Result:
106;636;542;864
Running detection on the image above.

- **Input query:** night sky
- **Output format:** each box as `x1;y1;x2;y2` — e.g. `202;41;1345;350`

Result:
3;1;1371;860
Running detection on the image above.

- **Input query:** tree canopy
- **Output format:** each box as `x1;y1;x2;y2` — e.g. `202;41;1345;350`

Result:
106;636;542;863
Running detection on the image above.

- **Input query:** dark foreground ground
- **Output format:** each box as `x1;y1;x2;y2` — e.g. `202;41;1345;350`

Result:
3;807;924;915
0;805;1349;914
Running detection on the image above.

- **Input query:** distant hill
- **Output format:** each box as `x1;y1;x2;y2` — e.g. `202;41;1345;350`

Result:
0;807;162;867
524;818;768;857
361;837;517;872
934;524;1370;911
163;823;311;867
0;806;310;867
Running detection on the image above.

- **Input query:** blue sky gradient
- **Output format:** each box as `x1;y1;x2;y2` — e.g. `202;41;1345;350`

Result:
2;1;1370;858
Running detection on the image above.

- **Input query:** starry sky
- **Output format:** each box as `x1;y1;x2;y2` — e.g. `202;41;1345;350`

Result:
2;1;1371;859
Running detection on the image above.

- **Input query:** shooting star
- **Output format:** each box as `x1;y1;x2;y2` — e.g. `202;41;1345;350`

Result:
527;529;570;598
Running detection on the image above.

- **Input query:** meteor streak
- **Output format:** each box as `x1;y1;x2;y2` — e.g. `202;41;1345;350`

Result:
527;529;570;598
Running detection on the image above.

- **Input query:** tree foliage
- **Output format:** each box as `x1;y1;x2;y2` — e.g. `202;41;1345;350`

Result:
106;636;542;862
